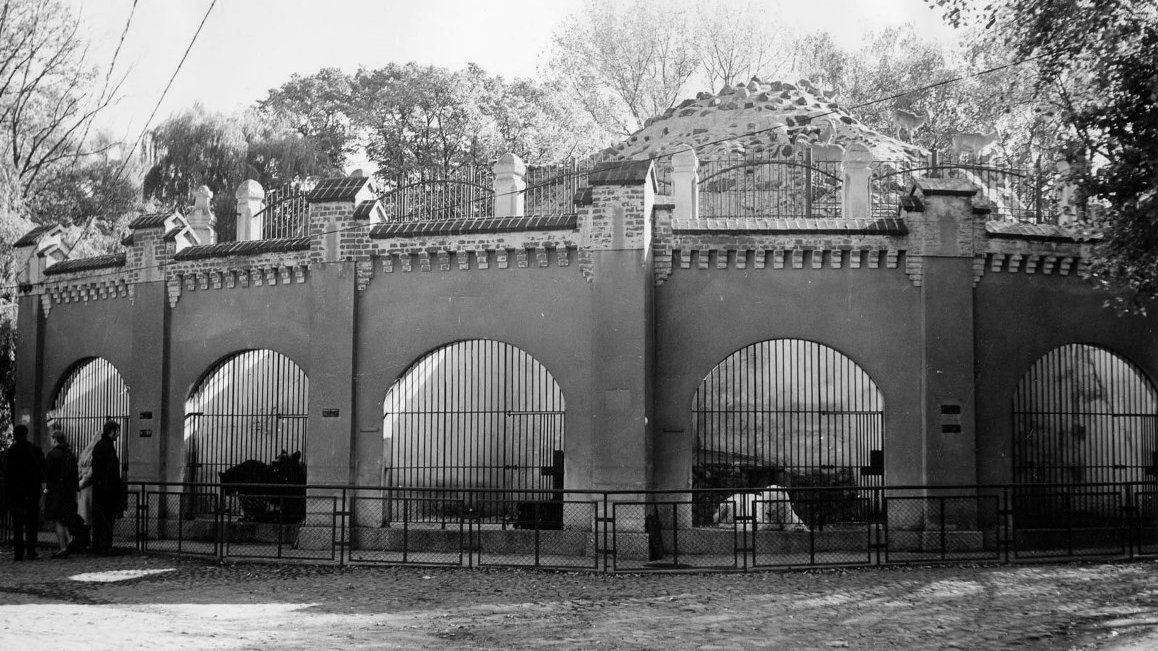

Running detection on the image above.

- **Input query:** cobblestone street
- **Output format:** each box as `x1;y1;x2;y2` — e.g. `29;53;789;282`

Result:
3;549;1158;650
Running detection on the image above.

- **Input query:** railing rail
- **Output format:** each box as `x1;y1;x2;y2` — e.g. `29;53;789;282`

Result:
6;480;1148;571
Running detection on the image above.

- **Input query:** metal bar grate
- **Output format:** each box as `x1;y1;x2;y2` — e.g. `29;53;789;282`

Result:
50;358;130;475
1012;344;1157;528
182;350;309;516
383;340;565;525
692;340;884;528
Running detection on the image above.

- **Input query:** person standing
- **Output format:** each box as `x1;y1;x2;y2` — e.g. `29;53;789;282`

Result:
44;426;79;558
4;425;45;561
88;420;124;555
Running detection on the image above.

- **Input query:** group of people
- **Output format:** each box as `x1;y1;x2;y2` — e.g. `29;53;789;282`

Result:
3;419;125;561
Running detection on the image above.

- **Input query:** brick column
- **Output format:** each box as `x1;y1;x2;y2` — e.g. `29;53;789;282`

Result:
903;178;988;530
670;146;699;221
578;160;656;508
303;176;377;486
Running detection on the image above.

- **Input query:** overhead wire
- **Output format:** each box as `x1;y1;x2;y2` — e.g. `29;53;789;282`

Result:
9;50;1049;295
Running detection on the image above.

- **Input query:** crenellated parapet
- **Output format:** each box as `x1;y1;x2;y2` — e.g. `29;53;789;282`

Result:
899;178;1098;287
163;238;311;307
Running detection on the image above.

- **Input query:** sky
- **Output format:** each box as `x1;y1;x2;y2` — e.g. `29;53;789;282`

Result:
68;0;959;146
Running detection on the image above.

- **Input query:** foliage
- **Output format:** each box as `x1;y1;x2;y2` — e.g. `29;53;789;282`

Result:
259;63;604;189
0;0;119;204
544;0;699;137
143;105;337;241
258;67;356;171
928;0;1158;311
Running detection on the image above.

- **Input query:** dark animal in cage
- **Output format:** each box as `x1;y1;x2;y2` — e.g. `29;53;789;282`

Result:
218;452;307;525
512;500;563;530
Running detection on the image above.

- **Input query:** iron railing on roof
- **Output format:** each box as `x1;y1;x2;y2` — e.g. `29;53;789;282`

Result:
258;183;312;239
379;166;495;223
871;158;1052;224
696;151;844;219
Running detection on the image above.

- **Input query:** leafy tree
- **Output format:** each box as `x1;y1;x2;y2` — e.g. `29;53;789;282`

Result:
929;0;1158;311
545;0;699;137
257;67;356;171
692;1;795;90
143;105;337;240
0;0;120;204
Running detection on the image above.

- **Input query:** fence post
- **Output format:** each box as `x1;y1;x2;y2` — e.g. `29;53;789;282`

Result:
235;180;265;241
842;142;873;219
804;148;814;218
187;185;217;245
493;153;526;218
671;145;699;220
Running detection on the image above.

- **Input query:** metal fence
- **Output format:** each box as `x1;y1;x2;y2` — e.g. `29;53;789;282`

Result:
258;183;312;239
696;151;843;219
872;159;1049;223
22;481;1151;571
380;166;495;222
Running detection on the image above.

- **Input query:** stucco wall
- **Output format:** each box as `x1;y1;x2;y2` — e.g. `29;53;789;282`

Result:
974;271;1158;486
654;259;924;490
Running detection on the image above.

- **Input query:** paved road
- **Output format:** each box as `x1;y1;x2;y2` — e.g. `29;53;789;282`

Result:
3;548;1158;649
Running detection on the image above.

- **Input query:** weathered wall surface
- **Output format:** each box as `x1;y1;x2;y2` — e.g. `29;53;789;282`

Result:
353;259;594;488
654;259;923;489
974;271;1158;486
13;170;1158;521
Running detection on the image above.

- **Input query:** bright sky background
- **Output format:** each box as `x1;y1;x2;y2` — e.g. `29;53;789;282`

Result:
68;0;959;144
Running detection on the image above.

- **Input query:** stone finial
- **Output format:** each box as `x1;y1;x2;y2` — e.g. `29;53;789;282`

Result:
187;185;217;246
671;145;699;221
236;179;265;241
493;153;527;218
842;142;873;219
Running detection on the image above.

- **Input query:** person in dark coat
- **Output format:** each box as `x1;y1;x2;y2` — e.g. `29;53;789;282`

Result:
4;424;45;561
44;426;79;558
88;420;123;555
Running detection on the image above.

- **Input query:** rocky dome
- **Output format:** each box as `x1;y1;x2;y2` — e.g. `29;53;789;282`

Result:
604;77;926;162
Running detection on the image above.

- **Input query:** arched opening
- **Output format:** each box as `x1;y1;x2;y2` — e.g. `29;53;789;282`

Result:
382;340;565;525
183;350;309;509
692;339;884;528
1012;344;1157;527
50;358;130;476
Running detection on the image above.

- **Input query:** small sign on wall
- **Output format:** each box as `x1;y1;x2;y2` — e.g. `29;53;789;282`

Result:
322;408;340;418
139;411;153;420
139;429;153;438
940;403;962;434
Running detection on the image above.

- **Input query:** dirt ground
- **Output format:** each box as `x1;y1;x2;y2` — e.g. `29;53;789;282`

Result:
4;549;1158;650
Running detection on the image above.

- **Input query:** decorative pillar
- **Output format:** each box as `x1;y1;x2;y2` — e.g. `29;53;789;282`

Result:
493;153;526;218
235;180;265;241
842;142;873;219
186;185;217;245
670;146;699;220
